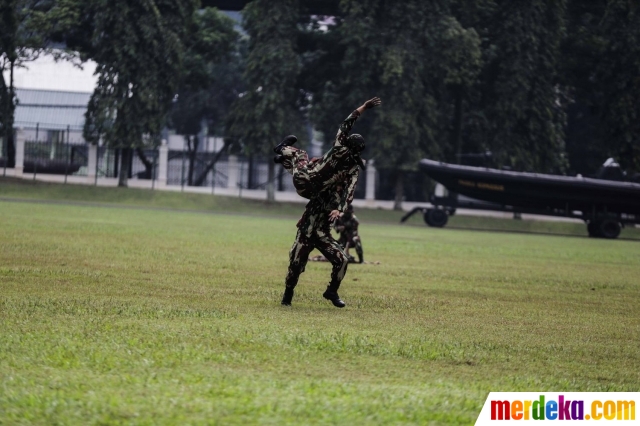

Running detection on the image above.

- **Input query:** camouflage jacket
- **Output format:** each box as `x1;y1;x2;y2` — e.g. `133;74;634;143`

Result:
334;214;359;242
297;186;343;238
307;110;361;212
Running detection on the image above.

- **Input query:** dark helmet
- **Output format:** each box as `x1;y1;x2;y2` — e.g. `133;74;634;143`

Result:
346;134;365;153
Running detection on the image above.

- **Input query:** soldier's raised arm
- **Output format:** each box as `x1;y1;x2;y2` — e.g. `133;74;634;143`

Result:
335;97;382;147
357;97;382;115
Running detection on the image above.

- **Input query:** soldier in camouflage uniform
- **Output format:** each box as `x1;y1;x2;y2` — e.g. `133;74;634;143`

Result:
334;204;363;264
281;183;351;308
274;97;381;203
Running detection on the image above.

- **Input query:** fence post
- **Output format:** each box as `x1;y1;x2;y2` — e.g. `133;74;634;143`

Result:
227;155;239;195
2;133;6;177
15;128;25;176
365;159;376;204
2;136;9;177
239;159;244;199
157;139;168;187
211;160;215;195
87;143;97;184
181;140;186;191
151;149;157;190
33;123;39;180
95;143;99;185
64;125;70;184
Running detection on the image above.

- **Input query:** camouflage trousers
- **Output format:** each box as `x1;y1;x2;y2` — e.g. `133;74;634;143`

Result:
285;228;349;292
339;233;364;264
280;146;346;199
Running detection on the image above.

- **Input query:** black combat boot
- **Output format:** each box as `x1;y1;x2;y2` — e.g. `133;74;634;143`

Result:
274;135;298;154
281;287;294;306
322;287;345;308
274;155;285;164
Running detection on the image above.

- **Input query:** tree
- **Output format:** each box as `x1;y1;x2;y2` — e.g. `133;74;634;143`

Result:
309;0;480;209
555;0;640;177
225;0;303;202
295;14;350;150
593;0;640;173
474;0;568;173
1;0;62;168
78;0;197;187
169;7;239;187
555;1;608;175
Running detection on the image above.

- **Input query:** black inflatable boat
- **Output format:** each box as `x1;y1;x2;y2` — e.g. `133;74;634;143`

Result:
401;159;640;239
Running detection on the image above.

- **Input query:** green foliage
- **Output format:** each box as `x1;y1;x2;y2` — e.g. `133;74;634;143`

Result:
80;0;197;150
170;7;239;137
1;0;62;166
225;0;303;157
181;7;238;93
433;17;482;89
559;2;609;175
0;0;54;67
307;0;481;206
594;0;640;172
483;0;568;173
168;6;240;187
307;0;580;183
296;15;350;149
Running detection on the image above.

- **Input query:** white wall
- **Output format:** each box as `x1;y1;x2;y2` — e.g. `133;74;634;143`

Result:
22;128;84;142
167;134;225;152
5;53;97;93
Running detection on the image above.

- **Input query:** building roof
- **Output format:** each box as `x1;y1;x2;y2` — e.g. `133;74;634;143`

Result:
14;88;91;131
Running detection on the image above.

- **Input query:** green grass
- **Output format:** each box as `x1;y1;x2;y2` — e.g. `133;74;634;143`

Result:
1;179;640;425
2;177;640;239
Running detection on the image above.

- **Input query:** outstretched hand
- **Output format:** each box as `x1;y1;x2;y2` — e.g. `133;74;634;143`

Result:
329;210;341;222
364;97;382;109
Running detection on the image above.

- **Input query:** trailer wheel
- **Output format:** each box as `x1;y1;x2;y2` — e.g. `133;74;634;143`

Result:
597;219;621;239
424;208;448;227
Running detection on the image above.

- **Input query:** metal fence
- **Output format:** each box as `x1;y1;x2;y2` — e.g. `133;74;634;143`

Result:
166;151;283;191
131;149;158;181
0;136;6;175
97;147;117;178
167;149;188;186
167;151;230;188
23;138;88;180
7;138;372;198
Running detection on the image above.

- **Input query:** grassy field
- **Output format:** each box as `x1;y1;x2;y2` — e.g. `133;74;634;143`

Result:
1;179;640;425
2;177;640;239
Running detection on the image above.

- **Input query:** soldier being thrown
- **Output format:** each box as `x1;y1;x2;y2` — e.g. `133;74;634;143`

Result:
281;183;351;308
274;97;382;210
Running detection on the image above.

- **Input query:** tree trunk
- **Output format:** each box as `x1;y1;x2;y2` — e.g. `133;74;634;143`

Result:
248;155;254;189
114;149;120;178
118;147;132;187
1;62;16;167
135;147;153;179
186;135;199;186
192;141;230;187
277;167;284;191
393;170;404;211
266;160;275;203
5;122;15;168
451;85;464;164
